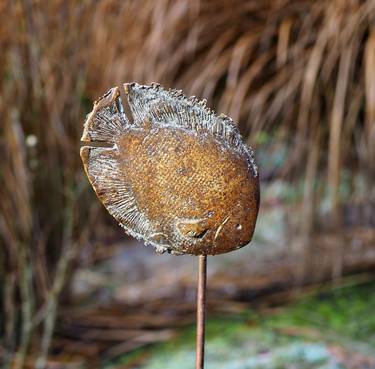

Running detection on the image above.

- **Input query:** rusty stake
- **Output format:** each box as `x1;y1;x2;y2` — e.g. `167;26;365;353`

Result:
196;255;207;369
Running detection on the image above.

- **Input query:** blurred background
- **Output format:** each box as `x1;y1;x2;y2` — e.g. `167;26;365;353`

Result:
1;0;375;368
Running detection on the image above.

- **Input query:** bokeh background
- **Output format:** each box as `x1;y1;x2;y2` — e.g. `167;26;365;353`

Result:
1;1;375;368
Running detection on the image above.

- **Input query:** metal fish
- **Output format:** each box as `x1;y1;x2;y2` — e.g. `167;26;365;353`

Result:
80;83;260;255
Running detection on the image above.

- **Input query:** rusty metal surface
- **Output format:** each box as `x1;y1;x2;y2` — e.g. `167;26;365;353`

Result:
196;255;207;369
80;83;259;255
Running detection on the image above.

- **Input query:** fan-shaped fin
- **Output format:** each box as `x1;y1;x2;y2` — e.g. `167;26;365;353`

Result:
123;82;258;177
124;83;240;141
81;87;129;143
80;145;155;240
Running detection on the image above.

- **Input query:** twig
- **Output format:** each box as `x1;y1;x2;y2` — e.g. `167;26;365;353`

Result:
34;245;75;369
14;246;34;369
1;271;16;369
34;182;79;369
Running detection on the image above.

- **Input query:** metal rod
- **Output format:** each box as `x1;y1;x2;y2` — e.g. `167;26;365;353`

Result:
196;255;207;369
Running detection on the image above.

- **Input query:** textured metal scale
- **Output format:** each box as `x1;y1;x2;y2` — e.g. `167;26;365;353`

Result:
80;83;260;255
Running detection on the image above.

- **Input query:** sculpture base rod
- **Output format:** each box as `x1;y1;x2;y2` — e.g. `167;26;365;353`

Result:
196;255;207;369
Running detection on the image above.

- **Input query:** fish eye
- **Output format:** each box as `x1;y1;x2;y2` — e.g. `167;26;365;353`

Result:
235;224;242;230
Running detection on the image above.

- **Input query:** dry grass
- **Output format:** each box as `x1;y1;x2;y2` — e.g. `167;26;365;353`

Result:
0;0;374;366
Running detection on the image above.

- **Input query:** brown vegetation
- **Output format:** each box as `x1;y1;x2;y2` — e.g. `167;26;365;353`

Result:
0;0;374;367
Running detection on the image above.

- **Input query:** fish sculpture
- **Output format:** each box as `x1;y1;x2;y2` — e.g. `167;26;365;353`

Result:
80;83;259;255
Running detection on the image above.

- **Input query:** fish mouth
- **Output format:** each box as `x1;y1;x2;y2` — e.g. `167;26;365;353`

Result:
175;218;211;242
186;228;209;240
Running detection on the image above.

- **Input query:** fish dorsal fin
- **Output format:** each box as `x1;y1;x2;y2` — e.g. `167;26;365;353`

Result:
81;87;129;143
124;82;243;143
124;82;258;177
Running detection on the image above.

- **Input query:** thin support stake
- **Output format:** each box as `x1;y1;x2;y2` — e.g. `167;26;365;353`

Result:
196;255;207;369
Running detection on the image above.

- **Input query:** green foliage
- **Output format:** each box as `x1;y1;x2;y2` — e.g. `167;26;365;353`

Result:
266;281;375;348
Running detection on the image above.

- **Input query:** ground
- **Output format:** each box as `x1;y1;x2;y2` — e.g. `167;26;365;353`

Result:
102;280;375;369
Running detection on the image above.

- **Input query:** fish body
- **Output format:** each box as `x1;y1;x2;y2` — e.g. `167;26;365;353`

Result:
80;83;259;255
